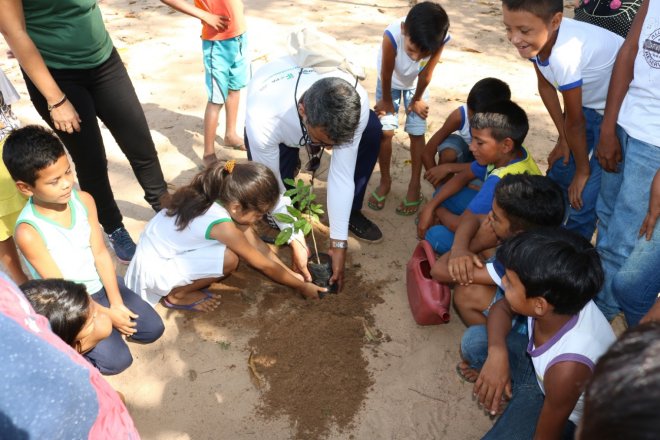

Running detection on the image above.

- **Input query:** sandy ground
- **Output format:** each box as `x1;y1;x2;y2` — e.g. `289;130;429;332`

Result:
1;0;574;438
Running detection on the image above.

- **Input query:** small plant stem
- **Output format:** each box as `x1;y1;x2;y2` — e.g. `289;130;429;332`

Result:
308;182;321;264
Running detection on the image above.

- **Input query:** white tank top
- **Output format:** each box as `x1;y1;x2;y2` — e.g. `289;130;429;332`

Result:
527;301;616;424
618;0;660;147
16;189;103;294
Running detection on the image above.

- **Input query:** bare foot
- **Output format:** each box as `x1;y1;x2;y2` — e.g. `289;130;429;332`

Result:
202;153;218;168
456;361;479;383
163;290;221;312
223;134;245;151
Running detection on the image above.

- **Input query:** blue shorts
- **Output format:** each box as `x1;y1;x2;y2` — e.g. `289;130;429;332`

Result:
438;133;474;163
375;79;428;136
203;34;248;104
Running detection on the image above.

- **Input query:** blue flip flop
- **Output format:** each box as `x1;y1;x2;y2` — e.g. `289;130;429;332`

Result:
162;290;216;312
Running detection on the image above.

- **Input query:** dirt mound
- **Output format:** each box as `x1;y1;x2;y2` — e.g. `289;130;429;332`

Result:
248;273;384;439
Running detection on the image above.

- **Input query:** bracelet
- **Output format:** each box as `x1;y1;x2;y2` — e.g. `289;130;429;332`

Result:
47;95;67;112
330;239;347;249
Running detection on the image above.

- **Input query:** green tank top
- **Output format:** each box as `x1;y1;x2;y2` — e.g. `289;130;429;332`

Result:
23;0;113;69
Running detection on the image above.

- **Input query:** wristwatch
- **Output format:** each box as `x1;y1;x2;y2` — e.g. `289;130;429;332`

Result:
330;239;348;249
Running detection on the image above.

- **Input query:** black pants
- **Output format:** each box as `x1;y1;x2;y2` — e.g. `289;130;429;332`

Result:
23;48;167;234
246;110;382;212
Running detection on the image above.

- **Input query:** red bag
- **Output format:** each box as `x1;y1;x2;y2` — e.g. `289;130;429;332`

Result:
406;240;451;325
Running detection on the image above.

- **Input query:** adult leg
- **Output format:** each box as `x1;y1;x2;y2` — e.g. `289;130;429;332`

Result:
597;132;660;321
352;110;383;212
23;69;125;234
90;49;168;212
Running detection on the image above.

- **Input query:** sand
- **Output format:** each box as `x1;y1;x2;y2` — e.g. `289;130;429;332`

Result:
1;0;569;438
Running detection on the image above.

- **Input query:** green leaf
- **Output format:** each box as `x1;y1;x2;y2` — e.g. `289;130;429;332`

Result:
302;222;312;235
309;193;317;201
275;228;292;246
284;188;297;197
283;178;296;187
309;213;319;223
273;213;295;224
310;204;324;214
294;219;307;230
286;206;302;217
297;179;305;188
299;199;308;212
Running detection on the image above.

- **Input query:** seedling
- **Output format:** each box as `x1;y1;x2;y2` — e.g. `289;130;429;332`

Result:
274;177;324;264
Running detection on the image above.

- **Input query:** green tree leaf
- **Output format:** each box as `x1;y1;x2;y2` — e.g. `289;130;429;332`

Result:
275;228;292;246
273;213;295;224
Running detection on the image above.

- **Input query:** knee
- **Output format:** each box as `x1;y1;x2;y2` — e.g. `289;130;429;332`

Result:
224;249;239;274
460;325;488;366
381;130;395;141
425;226;453;254
439;149;458;164
133;311;165;343
89;345;133;376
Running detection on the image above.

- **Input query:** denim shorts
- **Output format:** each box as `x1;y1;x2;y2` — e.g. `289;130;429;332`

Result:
203;34;248;104
375;79;428;135
438;133;474;163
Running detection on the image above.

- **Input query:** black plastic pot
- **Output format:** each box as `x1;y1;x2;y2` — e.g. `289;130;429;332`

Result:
308;253;337;298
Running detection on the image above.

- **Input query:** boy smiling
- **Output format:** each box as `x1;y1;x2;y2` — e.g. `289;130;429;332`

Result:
501;0;624;241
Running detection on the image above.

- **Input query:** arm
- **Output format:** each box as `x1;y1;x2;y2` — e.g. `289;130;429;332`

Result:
79;192;137;336
640;168;660;241
0;0;81;133
468;216;499;253
422;108;463;171
14;223;64;279
408;47;444;119
159;0;229;31
374;35;396;116
534;362;592;440
431;250;494;285
474;298;515;415
210;222;324;299
417;166;476;239
596;0;648;172
447;210;485;285
535;64;570;171
561;86;590;210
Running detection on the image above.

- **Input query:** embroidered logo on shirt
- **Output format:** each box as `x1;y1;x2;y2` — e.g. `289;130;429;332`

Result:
643;28;660;69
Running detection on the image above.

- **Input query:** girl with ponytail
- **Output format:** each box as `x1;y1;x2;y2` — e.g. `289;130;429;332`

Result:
125;161;324;311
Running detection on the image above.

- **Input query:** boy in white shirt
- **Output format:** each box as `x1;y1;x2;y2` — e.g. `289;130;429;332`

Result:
368;2;450;215
502;0;623;244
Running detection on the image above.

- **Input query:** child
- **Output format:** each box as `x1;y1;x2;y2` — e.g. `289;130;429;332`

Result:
160;0;248;167
464;229;615;439
125;160;325;310
580;323;660;440
417;100;541;254
368;1;450;214
3;125;164;375
594;0;660;323
502;0;624;239
422;77;512;186
21;278;112;356
431;174;565;326
0;70;27;285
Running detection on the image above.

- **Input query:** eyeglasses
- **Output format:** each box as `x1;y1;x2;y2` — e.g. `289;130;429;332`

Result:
298;120;330;173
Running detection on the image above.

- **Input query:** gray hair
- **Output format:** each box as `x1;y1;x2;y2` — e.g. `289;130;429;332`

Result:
302;77;361;145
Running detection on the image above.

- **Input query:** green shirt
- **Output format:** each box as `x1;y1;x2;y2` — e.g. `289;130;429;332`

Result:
23;0;113;69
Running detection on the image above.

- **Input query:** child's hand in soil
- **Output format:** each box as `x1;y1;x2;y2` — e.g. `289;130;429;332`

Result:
108;303;138;336
299;282;325;300
407;99;429;119
473;347;512;416
374;99;394;117
448;249;483;285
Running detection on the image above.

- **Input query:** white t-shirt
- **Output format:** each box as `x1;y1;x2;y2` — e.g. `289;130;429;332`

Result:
527;300;616;424
245;56;370;241
617;0;660;147
532;18;624;113
376;18;451;90
456;104;471;144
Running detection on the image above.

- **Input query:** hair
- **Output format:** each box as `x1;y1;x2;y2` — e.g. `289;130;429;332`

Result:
302;77;361;146
496;228;603;315
470;100;529;149
163;161;280;231
403;1;450;54
20;279;90;347
466;78;512;113
580;323;660;440
3;125;67;186
494;174;565;232
502;0;563;21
